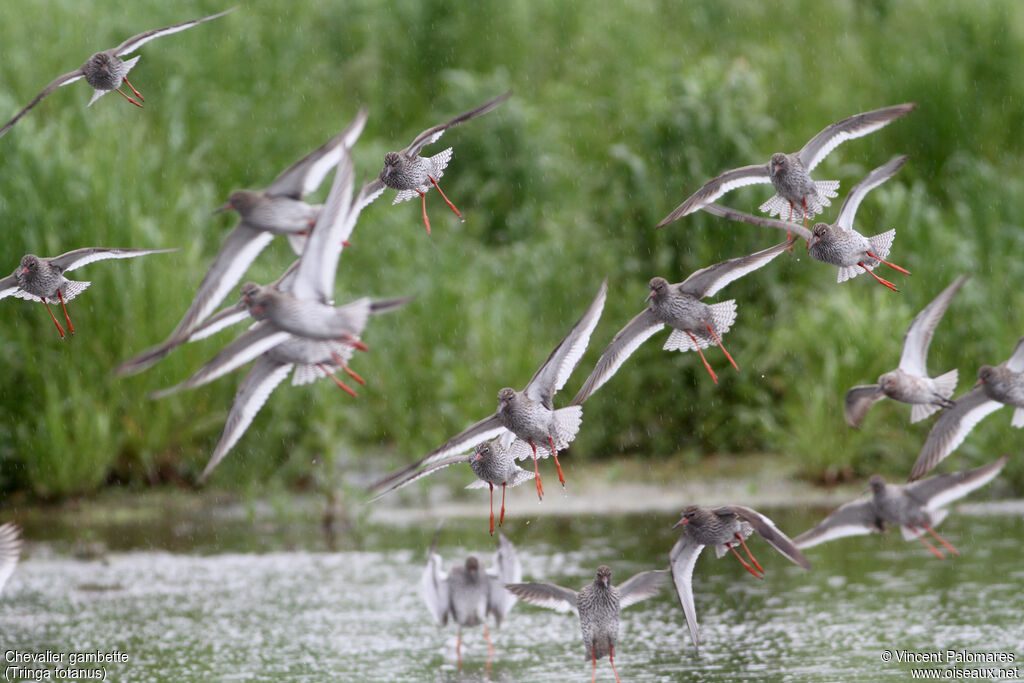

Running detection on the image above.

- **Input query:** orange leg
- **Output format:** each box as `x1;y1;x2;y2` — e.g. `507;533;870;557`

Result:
57;290;74;335
609;644;622;683
428;175;463;219
122;76;144;101
530;441;544;500
922;522;958;556
548;434;566;487
907;525;945;559
484;625;495;657
686;331;718;384
114;87;143;108
416;190;431;234
865;250;911;275
728;544;763;578
338;334;368;352
499;482;507;526
858;262;899;291
591;648;597;683
41;298;66;339
785;201;794;249
488;483;495;535
735;533;764;574
457;631;463;668
704;323;737;372
317;364;357;397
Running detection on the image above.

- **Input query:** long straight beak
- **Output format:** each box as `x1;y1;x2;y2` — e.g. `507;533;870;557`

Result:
672;517;688;530
213;202;232;215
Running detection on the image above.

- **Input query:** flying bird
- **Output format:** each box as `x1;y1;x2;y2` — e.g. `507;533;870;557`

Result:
668;505;810;654
0;247;176;338
795;457;1007;558
0;7;237;138
506;565;667;683
656;103;916;230
362;90;511;233
844;275;967;427
910;337;1024;480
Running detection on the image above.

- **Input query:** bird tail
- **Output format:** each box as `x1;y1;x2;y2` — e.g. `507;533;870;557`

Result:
867;229;896;262
662;300;737;352
61;280;91;302
910;369;959;423
1012;407;1024;428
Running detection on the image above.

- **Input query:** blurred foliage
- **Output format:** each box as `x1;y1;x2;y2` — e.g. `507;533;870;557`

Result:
0;0;1021;498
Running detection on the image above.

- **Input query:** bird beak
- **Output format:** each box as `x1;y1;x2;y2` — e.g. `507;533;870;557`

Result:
383;164;393;180
21;267;28;275
213;201;232;215
474;453;483;461
672;517;688;530
645;291;655;303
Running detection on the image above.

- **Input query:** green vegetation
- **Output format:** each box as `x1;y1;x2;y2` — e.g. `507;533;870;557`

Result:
1;0;1021;499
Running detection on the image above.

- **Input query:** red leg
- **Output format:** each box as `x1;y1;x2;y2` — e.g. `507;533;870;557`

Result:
591;648;597;683
328;355;365;386
729;544;763;578
865;250;911;275
317;364;357;397
548;435;566;487
735;533;764;574
122;76;144;101
428;175;463;219
417;190;431;234
907;525;945;559
686;331;718;384
488;483;495;535
530;442;543;500
57;290;74;335
499;483;506;526
337;335;368;352
704;323;737;372
114;87;143;108
858;262;899;291
42;298;66;339
484;625;495;656
457;631;463;668
922;522;958;556
609;644;622;683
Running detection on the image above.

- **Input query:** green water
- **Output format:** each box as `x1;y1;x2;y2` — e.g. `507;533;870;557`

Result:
1;497;1021;682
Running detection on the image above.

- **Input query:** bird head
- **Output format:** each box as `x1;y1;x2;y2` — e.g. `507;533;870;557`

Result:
769;153;787;177
380;152;401;181
646;277;669;303
672;505;702;529
497;387;515;412
595;565;612;588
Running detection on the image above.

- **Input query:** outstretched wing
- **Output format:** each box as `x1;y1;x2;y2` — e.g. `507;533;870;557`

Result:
844;384;886;428
0;273;21;300
571;308;662;406
197;356;293;483
113;7;238;56
487;533;522;622
729;505;811;569
524;278;608;408
267;108;367;200
0;68;85;139
366;454;474;503
904;456;1008;512
0;522;22;595
797;103;917;172
668;534;705;654
699;203;813;241
402;91;512;158
656;165;772;229
1006;335;1024;372
504;581;577;613
898;275;968;377
50;247;177;273
792;500;877;549
679;239;793;299
617;569;668;609
909;387;1003;480
420;552;451;626
835;156;908;233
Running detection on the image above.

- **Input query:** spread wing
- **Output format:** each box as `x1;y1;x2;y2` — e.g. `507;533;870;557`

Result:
699;203;813;241
679;238;793;299
904;456;1008;512
797;103;917;172
524;278;607;408
570;308;662;406
909;387;1003;480
668;534;705;653
0;68;85;139
617;569;668;609
365;454;473;503
50;247;177;273
898;275;968;376
113;7;238;56
844;384;886;428
150;323;291;399
728;505;811;569
835;156;908;232
792;500;877;549
266;108;367;200
0;273;21;300
486;533;522;622
1006;336;1024;372
0;522;22;595
197;356;293;483
401;90;512;158
656;165;771;229
420;552;451;626
504;581;577;613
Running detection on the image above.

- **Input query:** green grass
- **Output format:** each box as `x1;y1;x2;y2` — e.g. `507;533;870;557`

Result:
1;0;1022;498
